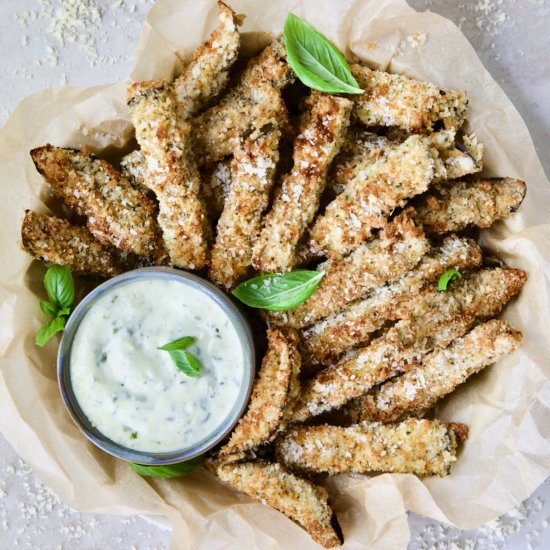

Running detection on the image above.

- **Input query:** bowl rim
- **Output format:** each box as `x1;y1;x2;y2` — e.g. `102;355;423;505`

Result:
57;266;256;466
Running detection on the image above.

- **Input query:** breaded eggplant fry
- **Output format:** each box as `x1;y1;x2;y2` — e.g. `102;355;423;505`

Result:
328;128;390;195
21;210;122;278
275;419;466;477
308;135;436;258
415;178;526;235
174;1;240;120
209;123;282;288
432;131;483;181
201;158;232;219
329;129;482;198
30;145;162;259
252;92;353;272
217;460;343;548
127;80;211;270
396;266;527;322
294;267;525;421
120;149;149;193
219;328;301;459
194;39;294;163
351;64;468;132
300;235;483;368
268;209;429;329
356;319;522;423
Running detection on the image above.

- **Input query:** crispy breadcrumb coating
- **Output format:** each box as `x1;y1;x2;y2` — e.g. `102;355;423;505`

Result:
30;145;163;259
355;319;522;423
201;158;232;220
294;267;525;421
268;209;429;329
21;210;122;277
252;92;353;272
275;419;467;477
174;1;241;120
351;64;468;132
414;178;526;235
127;80;211;270
217;460;343;548
194;39;294;163
300;235;483;368
209;98;284;287
309;134;436;258
219;328;301;459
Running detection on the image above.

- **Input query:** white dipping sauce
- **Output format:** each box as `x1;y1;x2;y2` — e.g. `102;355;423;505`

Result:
70;278;246;453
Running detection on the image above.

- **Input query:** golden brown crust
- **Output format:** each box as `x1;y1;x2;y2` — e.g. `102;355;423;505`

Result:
300;236;483;369
217;460;343;548
209;99;284;288
268;209;429;329
127;80;211;270
218;328;301;459
194;39;294;164
295;267;525;421
414;178;527;235
252;92;353;272
308;135;436;258
174;1;240;120
21;210;123;278
351;64;468;132
30;145;163;259
275;419;465;477
201;158;232;220
355;319;523;423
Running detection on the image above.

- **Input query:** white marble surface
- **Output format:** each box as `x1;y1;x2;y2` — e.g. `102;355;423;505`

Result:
0;0;549;548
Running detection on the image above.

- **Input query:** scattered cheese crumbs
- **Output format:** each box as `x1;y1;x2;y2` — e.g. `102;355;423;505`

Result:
411;491;549;550
0;440;171;547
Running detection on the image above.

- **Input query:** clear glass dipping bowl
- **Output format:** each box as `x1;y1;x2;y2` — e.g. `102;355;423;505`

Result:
57;267;255;465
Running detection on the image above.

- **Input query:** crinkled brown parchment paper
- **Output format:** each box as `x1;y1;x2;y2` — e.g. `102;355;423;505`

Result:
1;1;550;548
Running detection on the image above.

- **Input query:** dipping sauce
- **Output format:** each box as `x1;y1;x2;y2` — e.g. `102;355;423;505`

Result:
69;277;247;453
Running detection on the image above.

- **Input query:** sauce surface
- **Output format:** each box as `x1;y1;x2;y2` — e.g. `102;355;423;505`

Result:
70;278;246;453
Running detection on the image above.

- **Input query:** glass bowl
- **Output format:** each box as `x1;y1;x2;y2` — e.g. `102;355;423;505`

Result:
57;267;255;465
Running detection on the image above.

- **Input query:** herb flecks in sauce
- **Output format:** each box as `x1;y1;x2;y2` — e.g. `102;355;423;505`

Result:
70;279;245;453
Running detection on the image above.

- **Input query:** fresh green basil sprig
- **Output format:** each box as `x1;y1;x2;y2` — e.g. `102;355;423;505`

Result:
232;270;324;311
283;13;364;94
158;336;202;377
36;265;75;347
438;268;462;291
129;455;204;479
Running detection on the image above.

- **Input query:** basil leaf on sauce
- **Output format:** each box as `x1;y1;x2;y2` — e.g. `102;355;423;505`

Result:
283;13;364;94
158;336;202;377
158;336;196;351
438;268;462;291
168;350;202;377
35;315;67;347
232;270;325;311
44;265;75;310
129;455;204;479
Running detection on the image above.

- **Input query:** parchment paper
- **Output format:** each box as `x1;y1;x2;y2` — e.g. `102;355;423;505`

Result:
1;1;549;548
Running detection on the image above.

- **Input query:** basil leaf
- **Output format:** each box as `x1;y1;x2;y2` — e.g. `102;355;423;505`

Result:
232;270;325;311
438;268;462;291
167;350;202;377
44;265;74;310
57;306;72;317
158;336;195;351
35;316;67;347
130;455;204;479
40;300;58;317
283;13;364;94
